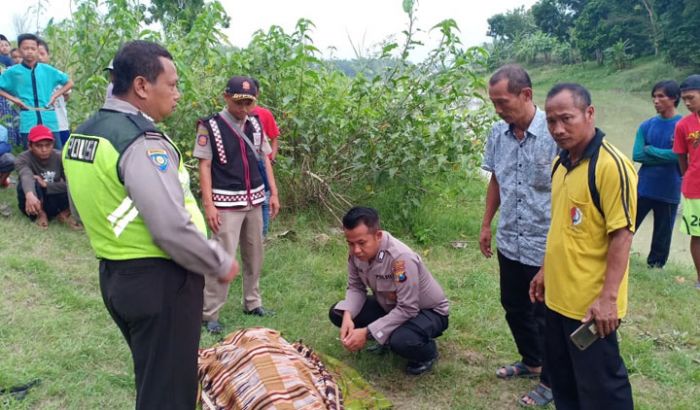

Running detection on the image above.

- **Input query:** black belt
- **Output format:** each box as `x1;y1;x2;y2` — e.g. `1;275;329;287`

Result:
101;257;173;269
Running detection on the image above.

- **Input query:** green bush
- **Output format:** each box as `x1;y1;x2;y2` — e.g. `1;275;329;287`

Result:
43;0;493;231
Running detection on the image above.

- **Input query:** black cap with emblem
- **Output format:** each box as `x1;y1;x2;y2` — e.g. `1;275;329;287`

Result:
225;76;257;101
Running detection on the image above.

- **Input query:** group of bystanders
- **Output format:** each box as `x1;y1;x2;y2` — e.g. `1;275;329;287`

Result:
1;31;699;410
481;65;700;409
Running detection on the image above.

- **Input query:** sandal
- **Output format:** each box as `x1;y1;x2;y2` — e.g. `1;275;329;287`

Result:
518;383;553;407
496;361;540;379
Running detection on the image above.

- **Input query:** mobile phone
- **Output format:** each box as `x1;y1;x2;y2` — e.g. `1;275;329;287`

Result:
570;320;598;351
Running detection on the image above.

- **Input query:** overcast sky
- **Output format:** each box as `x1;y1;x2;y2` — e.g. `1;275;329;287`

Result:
1;0;536;61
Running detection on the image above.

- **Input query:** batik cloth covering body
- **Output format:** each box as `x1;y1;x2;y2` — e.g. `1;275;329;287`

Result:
198;327;343;410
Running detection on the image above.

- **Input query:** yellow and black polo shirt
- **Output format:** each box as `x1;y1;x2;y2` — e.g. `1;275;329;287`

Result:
544;129;637;320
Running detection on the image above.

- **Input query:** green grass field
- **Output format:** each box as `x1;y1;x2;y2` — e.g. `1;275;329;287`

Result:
1;59;699;409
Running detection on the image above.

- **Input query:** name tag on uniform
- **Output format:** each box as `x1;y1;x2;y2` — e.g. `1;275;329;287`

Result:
65;136;99;163
253;131;262;147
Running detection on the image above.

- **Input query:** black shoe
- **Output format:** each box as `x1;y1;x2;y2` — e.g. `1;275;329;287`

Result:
203;320;223;334
405;357;437;375
243;306;276;317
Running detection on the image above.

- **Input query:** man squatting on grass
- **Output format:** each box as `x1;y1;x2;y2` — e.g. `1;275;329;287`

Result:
63;40;238;410
531;83;637;409
329;206;450;376
15;124;78;229
481;64;558;407
672;74;700;290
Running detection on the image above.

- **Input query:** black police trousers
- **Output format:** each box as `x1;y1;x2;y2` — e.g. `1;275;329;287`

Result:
99;258;205;410
545;308;633;410
329;296;448;363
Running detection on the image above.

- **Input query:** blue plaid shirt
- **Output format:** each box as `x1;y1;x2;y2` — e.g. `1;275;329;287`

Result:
481;108;560;266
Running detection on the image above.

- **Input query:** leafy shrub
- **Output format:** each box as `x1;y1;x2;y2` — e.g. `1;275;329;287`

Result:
43;0;493;227
605;39;632;70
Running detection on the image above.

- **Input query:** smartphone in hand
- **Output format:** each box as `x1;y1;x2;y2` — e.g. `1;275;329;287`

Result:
570;320;598;351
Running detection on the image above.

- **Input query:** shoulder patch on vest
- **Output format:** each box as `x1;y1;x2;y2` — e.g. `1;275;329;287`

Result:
392;260;407;283
65;136;99;163
147;149;169;172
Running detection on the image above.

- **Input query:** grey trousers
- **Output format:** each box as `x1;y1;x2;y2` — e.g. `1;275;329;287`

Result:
203;206;264;321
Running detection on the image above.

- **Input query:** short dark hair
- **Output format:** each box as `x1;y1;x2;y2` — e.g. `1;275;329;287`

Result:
342;207;380;232
546;83;592;111
111;40;173;96
0;34;8;42
679;74;700;93
17;33;39;48
652;80;681;107
489;64;532;94
250;77;261;97
37;38;49;54
10;48;18;54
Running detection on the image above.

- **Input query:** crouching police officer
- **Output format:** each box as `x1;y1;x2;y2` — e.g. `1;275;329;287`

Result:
329;207;449;375
63;40;238;410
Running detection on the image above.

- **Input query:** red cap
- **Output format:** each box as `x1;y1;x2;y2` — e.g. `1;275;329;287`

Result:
28;125;54;143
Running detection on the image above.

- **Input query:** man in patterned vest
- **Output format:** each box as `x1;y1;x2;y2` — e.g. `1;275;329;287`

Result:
195;76;280;334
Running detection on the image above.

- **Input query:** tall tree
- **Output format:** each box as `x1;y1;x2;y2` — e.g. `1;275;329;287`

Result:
656;0;700;69
486;7;537;42
531;0;574;41
572;0;654;64
558;0;589;16
639;0;660;55
571;0;610;64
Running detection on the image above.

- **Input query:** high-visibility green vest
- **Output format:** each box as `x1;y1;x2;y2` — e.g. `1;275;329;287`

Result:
63;110;206;260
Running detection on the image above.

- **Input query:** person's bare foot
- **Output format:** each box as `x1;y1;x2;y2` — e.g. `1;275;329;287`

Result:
57;209;82;231
35;211;49;229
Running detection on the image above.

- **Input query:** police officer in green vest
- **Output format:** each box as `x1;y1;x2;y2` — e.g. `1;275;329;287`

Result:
63;40;238;410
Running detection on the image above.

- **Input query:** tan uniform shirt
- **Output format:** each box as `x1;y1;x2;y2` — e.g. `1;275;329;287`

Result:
193;109;272;161
335;231;449;344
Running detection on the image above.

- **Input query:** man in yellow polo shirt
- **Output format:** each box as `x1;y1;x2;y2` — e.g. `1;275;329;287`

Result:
530;83;636;409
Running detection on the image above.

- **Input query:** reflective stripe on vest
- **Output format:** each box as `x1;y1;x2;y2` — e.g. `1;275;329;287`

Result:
107;197;139;237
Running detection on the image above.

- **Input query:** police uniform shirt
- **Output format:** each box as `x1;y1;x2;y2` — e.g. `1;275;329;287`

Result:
335;231;449;344
73;97;233;278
